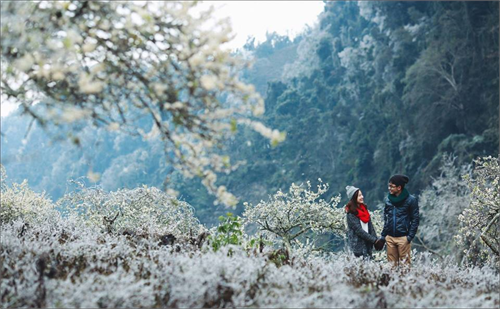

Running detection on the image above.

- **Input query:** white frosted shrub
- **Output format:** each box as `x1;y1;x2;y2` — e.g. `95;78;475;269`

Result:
366;207;385;261
0;165;57;224
2;213;498;308
419;154;471;258
58;182;202;237
243;179;345;253
1;168;499;308
456;155;500;268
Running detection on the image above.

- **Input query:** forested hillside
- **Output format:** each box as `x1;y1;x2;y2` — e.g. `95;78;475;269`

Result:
1;2;498;224
221;1;499;206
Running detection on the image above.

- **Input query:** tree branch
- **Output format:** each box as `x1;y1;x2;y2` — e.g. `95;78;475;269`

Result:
480;212;500;256
414;235;444;260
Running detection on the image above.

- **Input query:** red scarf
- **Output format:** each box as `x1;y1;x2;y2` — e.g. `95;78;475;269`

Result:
356;204;370;223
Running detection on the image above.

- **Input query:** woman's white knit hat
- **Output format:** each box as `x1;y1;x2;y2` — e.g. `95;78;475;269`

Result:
346;185;359;200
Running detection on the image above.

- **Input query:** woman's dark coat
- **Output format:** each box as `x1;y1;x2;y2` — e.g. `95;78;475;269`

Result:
346;213;377;258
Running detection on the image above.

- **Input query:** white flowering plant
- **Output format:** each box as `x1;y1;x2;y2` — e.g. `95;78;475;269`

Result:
57;180;201;237
2;213;498;308
456;156;500;268
0;165;56;224
1;170;499;308
243;179;345;254
0;1;285;206
418;154;471;259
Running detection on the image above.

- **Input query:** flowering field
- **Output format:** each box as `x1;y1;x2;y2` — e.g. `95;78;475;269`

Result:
2;214;499;308
1;173;499;308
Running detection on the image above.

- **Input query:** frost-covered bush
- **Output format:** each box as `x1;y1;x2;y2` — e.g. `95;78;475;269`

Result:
369;208;384;239
243;180;345;253
418;154;471;258
58;181;202;237
2;167;498;308
2;212;499;308
365;207;385;261
456;156;500;268
0;165;56;224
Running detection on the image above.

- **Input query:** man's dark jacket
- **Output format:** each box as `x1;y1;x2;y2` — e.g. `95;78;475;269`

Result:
381;194;420;242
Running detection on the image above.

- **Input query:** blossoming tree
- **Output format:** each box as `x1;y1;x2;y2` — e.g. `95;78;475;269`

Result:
58;181;202;236
418;154;471;258
243;179;345;253
456;156;500;267
0;165;56;224
0;1;285;206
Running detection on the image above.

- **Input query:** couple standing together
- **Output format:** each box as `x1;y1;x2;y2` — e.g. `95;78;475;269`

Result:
345;174;419;265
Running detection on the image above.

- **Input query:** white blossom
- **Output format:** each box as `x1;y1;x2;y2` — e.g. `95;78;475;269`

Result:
51;71;65;81
60;107;92;123
252;98;265;116
145;123;160;140
65;29;83;45
82;43;97;53
13;53;35;72
240;120;286;147
200;75;217;90
78;73;104;94
456;156;500;268
152;83;167;96
188;53;205;67
214;185;238;207
107;122;120;131
87;170;101;182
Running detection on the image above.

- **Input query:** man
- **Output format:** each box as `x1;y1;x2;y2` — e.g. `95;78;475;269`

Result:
379;174;420;266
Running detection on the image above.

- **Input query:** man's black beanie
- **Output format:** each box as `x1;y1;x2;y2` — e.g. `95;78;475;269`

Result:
389;174;410;188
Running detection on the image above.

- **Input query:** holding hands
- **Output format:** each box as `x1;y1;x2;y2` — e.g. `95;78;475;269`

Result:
374;238;385;251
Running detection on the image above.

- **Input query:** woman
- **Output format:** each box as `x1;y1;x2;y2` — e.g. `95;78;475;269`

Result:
345;185;384;259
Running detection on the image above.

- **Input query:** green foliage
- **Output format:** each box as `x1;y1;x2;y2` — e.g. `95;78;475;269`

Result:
268;248;290;267
208;212;245;252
